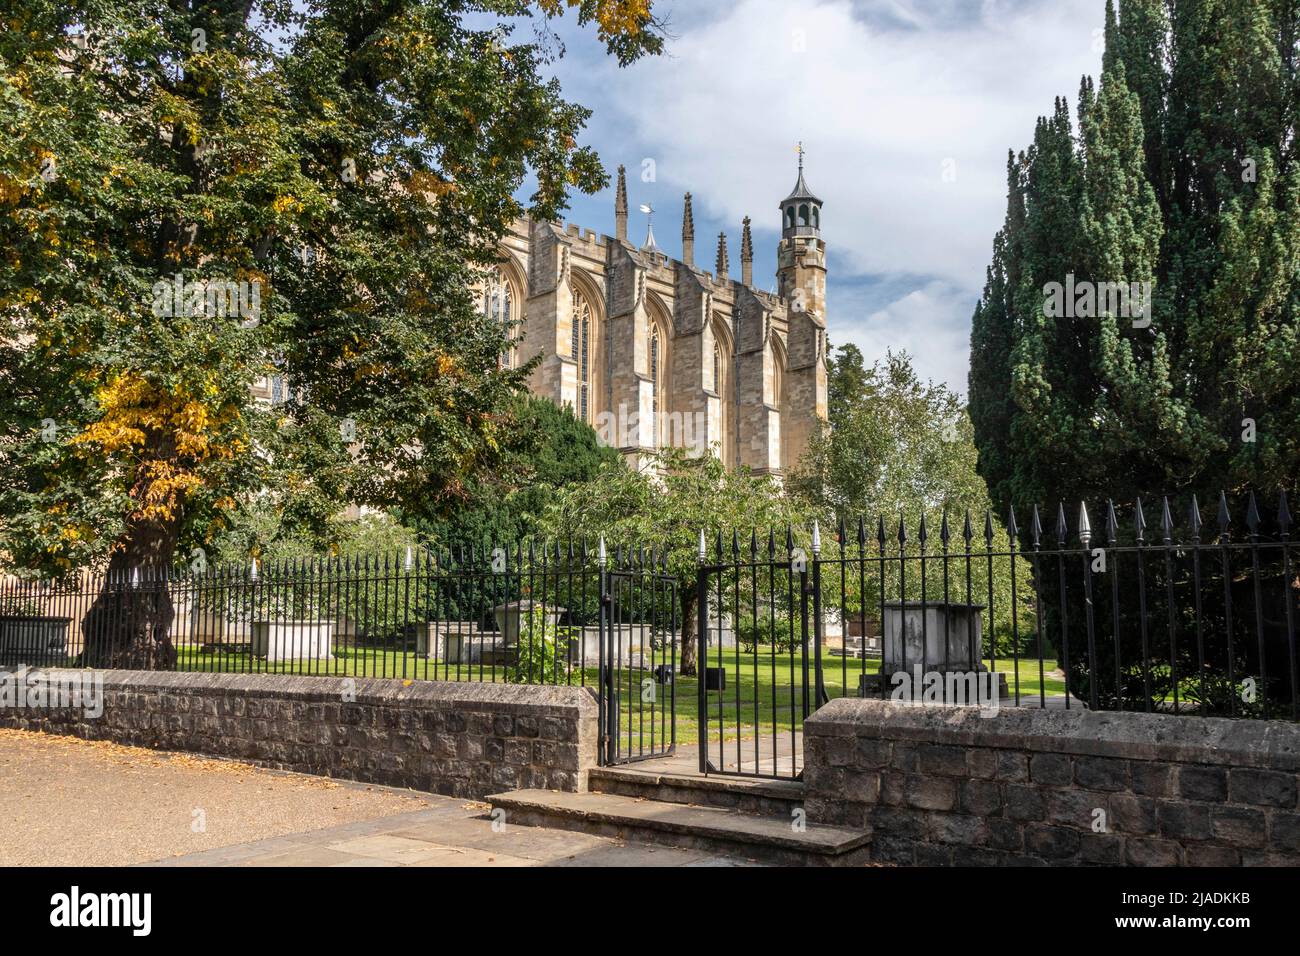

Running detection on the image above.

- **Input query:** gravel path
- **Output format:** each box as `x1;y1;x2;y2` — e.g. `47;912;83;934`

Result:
0;729;439;866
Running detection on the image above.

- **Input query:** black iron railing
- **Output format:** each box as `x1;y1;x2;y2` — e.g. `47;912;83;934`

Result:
0;544;619;683
693;490;1297;778
2;490;1295;779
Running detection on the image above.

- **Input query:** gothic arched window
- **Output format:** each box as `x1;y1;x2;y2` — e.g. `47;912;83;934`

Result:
481;267;515;367
649;321;661;446
712;326;733;466
771;346;785;408
572;290;592;422
798;204;810;227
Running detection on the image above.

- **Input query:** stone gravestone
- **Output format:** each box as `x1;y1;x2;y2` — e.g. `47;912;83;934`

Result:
251;621;334;661
859;601;1007;702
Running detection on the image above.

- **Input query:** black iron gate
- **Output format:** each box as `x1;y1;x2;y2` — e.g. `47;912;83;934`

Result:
696;539;828;780
598;566;678;765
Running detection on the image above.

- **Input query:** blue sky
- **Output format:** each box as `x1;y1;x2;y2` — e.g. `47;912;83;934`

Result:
516;0;1107;394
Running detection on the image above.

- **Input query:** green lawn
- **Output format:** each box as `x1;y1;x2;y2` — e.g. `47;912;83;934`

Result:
173;643;1066;752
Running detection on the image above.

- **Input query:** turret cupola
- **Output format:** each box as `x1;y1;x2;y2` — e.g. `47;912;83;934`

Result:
780;143;822;239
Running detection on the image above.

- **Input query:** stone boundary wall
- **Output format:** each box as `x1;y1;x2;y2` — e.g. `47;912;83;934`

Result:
804;698;1300;866
0;669;599;799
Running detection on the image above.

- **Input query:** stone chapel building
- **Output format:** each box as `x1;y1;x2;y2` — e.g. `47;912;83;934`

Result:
481;158;830;476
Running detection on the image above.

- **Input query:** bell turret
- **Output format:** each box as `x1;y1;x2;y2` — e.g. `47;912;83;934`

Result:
780;143;822;240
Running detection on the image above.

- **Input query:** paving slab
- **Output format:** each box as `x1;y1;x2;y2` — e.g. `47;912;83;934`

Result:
1;727;763;867
0;728;440;866
165;806;761;867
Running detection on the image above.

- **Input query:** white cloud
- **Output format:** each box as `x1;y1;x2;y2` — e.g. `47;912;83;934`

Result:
545;0;1104;391
831;278;977;396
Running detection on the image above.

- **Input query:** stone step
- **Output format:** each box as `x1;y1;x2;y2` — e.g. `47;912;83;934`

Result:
587;765;804;817
486;789;871;866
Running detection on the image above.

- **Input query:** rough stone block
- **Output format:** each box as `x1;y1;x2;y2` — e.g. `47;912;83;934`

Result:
996;751;1029;782
1078;833;1124;865
1029;753;1072;787
854;738;892;768
843;770;881;804
1156;801;1212;842
1024;823;1080;860
987;818;1023;852
1128;761;1174;798
967;749;998;779
1004;785;1045;822
959;778;1002;817
1044;788;1102;829
929;813;989;845
1228;768;1297;809
1269;812;1300;852
890;743;919;773
915;744;968;777
903;775;957;812
1185;845;1241;866
1125;837;1181;866
1178;765;1227;802
1211;806;1265;848
1074;756;1128;791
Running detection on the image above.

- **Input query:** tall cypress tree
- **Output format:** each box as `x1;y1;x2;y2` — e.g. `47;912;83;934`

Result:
971;0;1300;514
969;0;1300;713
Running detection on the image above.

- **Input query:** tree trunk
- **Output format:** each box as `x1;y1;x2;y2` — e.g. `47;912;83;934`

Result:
80;513;181;671
679;586;698;676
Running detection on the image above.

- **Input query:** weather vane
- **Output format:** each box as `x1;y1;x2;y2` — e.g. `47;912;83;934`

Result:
639;203;657;250
795;141;805;169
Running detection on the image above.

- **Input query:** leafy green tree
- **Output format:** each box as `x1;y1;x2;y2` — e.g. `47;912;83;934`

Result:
540;448;812;676
406;395;621;548
0;1;664;666
789;346;1033;654
791;346;989;517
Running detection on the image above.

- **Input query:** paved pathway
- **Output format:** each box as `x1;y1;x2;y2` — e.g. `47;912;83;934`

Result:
159;803;757;867
0;729;756;867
